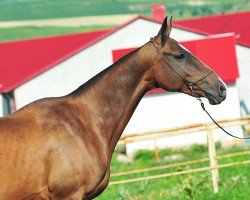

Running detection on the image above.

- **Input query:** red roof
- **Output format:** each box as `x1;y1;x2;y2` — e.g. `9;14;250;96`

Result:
173;11;250;47
0;30;109;93
0;16;163;93
0;13;245;93
113;33;239;94
0;16;158;93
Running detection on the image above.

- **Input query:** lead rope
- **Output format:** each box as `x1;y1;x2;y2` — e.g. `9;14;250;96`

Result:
188;83;250;140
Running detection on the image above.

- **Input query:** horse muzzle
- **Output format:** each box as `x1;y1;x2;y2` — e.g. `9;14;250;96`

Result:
204;83;227;105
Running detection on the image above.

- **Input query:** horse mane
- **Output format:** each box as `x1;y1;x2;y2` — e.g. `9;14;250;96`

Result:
69;48;140;97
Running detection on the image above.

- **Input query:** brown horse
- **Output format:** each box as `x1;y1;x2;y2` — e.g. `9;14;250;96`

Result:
0;17;226;200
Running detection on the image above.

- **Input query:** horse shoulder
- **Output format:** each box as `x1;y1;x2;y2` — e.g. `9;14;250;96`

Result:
35;98;109;198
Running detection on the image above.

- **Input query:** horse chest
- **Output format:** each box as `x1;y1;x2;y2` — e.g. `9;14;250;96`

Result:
47;142;108;199
49;164;108;199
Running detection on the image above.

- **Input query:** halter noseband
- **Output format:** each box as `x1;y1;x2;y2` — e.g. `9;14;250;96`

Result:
149;37;250;140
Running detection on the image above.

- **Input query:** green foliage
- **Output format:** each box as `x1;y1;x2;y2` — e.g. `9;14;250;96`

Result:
215;141;222;150
134;150;155;161
98;144;250;199
0;0;249;21
190;144;208;154
115;145;127;154
0;0;249;42
181;172;210;198
0;25;115;42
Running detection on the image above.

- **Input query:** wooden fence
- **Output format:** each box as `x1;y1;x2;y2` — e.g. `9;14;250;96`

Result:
110;115;250;192
109;151;250;186
118;116;250;145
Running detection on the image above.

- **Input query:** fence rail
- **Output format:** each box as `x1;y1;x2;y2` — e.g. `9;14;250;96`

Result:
111;115;250;192
109;159;250;185
111;151;250;177
118;115;250;145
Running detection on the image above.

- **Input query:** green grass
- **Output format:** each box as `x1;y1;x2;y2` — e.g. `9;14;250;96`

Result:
0;25;115;42
0;0;249;21
97;144;250;200
0;0;249;42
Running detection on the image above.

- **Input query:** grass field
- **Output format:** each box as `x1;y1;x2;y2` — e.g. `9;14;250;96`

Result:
0;25;114;42
97;144;250;200
0;0;249;42
0;0;250;21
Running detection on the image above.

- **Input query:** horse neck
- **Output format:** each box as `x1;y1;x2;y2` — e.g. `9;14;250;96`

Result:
71;44;155;154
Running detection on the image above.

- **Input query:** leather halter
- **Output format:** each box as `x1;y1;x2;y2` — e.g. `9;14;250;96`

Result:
149;37;213;91
150;38;250;140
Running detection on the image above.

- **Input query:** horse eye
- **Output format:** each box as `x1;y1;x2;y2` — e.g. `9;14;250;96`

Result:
175;54;185;62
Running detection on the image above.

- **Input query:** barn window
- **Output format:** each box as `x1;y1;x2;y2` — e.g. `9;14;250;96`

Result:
2;91;16;116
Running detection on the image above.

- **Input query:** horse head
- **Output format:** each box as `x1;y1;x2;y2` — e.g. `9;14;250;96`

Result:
150;16;227;105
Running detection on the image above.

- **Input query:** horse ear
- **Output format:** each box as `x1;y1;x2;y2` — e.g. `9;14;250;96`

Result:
155;16;172;47
166;16;172;37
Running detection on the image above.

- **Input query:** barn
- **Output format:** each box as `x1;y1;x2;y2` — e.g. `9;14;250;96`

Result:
0;11;248;153
174;11;250;116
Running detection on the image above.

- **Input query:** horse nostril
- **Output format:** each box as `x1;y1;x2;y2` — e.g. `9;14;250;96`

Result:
219;84;227;97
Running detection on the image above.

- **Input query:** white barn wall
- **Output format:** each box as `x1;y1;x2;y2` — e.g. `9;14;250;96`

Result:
125;86;240;132
235;45;250;113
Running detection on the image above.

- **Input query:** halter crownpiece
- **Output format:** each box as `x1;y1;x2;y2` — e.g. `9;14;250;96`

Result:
150;37;250;140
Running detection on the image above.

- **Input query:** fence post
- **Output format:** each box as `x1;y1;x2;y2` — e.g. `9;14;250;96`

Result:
207;125;219;193
154;139;160;162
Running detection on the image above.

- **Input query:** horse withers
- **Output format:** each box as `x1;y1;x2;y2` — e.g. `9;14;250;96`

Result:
0;17;226;200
